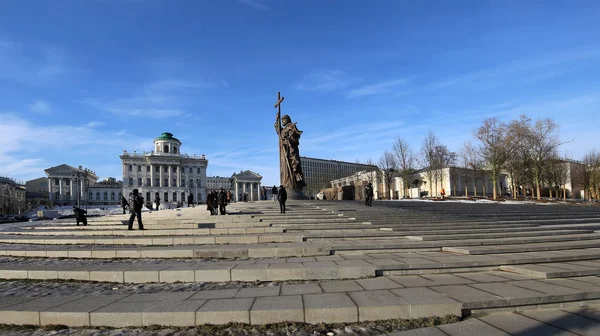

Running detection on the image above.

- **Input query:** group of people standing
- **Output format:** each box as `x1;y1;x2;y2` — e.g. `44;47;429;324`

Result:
206;188;231;215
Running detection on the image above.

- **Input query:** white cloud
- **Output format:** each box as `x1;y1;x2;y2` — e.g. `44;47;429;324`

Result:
0;113;152;181
29;100;52;113
346;78;412;98
431;45;600;90
295;70;360;92
85;121;105;128
236;0;269;10
0;35;72;86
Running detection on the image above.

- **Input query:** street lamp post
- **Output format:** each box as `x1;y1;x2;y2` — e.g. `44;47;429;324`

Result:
72;169;89;210
193;178;199;205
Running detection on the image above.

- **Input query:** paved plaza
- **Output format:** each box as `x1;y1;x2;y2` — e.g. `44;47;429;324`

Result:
2;200;600;334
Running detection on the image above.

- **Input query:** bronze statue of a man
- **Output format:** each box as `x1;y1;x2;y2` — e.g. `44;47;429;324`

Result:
275;114;306;190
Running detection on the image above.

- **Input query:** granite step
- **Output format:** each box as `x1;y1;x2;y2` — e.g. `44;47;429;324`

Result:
0;242;331;259
443;239;600;255
405;229;595;241
0;233;303;245
499;261;600;278
4;227;284;236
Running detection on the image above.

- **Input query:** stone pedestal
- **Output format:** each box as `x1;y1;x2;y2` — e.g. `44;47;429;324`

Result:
288;189;309;200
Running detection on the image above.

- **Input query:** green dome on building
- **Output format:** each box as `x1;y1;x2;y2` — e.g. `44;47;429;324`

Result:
154;132;181;144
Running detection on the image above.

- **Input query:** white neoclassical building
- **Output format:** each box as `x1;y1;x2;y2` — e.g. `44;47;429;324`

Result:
206;176;232;191
88;178;123;206
120;132;208;208
44;165;99;206
231;170;262;202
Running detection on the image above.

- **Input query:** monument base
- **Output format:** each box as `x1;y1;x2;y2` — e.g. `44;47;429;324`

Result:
288;189;309;200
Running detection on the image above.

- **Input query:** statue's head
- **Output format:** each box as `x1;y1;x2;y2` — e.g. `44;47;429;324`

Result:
282;114;291;126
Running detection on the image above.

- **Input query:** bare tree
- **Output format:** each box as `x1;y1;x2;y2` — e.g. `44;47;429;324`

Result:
362;158;378;185
392;136;416;198
473;117;525;200
378;150;397;200
527;118;567;200
546;151;570;201
582;150;600;201
432;144;454;197
460;142;481;197
420;131;439;197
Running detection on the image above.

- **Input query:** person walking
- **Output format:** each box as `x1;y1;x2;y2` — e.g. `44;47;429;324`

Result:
73;206;87;226
271;185;278;201
187;194;194;207
365;183;374;207
154;195;161;211
217;188;227;215
128;189;145;230
120;196;128;214
206;191;215;215
277;185;287;214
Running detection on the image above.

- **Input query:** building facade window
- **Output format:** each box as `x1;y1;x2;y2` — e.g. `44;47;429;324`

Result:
164;178;169;187
189;167;192;173
146;166;150;172
129;178;133;186
96;192;100;200
181;179;186;187
89;192;93;200
138;178;142;186
197;167;201;174
173;192;177;202
128;165;132;171
181;192;185;201
103;192;108;201
138;165;142;172
111;192;115;201
164;192;168;202
146;178;151;186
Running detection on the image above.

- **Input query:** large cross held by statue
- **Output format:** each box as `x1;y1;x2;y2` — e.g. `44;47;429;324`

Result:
274;91;284;112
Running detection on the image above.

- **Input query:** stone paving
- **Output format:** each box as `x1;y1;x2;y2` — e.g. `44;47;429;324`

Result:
1;199;600;331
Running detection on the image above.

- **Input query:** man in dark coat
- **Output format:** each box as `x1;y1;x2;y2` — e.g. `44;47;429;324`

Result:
271;185;278;201
217;188;227;215
206;191;215;215
154;195;161;211
277;185;287;214
365;183;374;207
120;196;128;214
73;206;87;226
187;194;194;207
128;189;145;230
212;191;218;215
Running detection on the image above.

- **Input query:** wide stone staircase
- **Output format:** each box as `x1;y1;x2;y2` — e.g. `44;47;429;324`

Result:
1;199;600;330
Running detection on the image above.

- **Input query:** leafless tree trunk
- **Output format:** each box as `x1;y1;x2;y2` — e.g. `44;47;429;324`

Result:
392;137;416;198
420;131;439;198
378;151;397;200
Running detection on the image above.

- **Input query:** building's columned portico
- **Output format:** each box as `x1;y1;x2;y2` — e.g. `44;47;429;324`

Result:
44;165;98;206
231;170;262;202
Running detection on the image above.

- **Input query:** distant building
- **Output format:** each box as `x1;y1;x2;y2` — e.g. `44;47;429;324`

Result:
301;156;377;196
0;176;27;215
25;177;49;207
231;170;262;202
206;176;232;191
44;165;99;206
120;132;208;207
88;178;123;206
330;167;508;200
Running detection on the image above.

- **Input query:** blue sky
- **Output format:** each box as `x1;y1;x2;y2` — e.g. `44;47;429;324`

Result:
1;0;599;185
